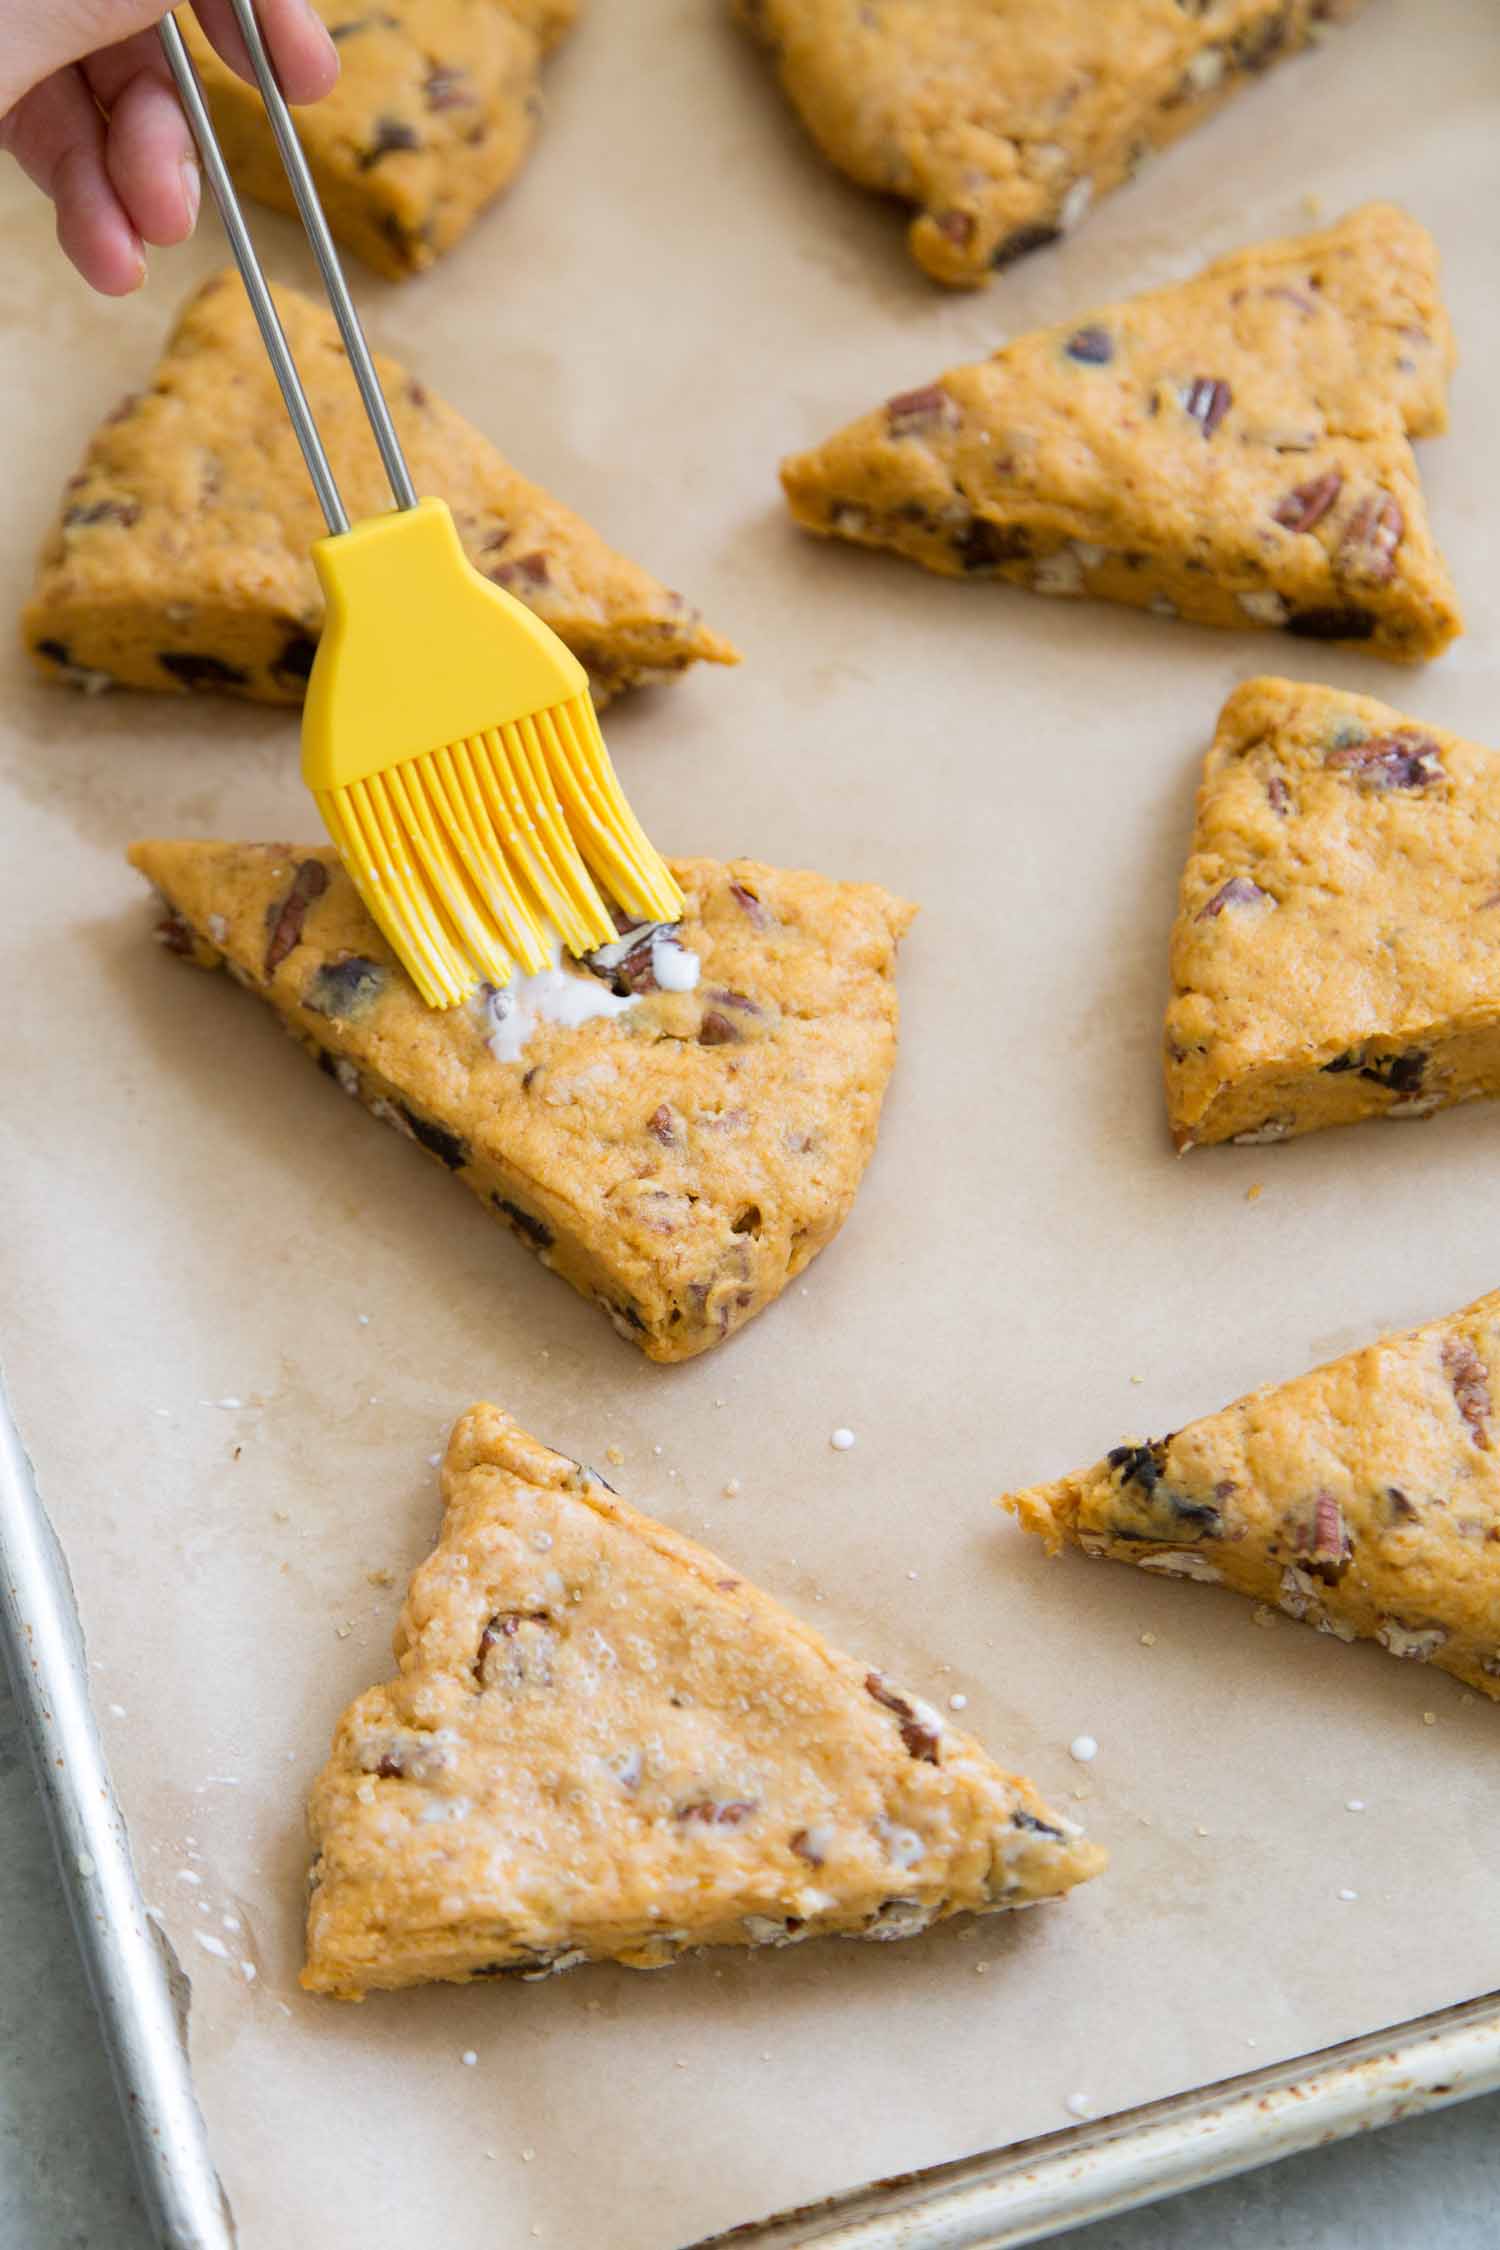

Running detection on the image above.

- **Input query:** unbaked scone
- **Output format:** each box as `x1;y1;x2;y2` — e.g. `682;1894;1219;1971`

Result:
781;206;1459;663
184;0;578;279
738;0;1365;287
303;1404;1106;1997
1005;1291;1500;1700
24;272;737;707
1169;679;1500;1152
129;840;913;1361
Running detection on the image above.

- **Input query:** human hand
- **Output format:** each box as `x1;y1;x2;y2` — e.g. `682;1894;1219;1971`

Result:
0;2;338;294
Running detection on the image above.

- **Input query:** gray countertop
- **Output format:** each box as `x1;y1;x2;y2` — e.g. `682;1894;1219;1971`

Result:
2;1672;1495;2250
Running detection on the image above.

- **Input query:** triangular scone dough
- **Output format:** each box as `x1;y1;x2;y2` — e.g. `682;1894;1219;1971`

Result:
25;272;737;707
129;841;913;1361
781;206;1459;663
1005;1291;1500;1701
1168;679;1500;1151
738;0;1366;288
304;1404;1105;1997
184;0;577;280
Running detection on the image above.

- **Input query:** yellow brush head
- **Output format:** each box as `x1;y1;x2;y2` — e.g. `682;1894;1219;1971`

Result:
302;498;682;1008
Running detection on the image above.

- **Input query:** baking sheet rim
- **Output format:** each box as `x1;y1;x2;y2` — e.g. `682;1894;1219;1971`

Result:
3;1368;1494;2250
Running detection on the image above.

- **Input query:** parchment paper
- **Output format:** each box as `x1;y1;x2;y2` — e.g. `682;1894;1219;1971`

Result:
3;3;1498;2244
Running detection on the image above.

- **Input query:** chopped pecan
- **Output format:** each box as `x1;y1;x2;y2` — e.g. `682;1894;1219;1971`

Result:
885;385;961;439
729;880;769;929
1273;470;1343;533
865;1673;941;1764
1442;1335;1492;1449
647;1104;677;1146
1325;733;1443;791
264;859;329;975
1180;376;1232;437
676;1799;757;1826
1377;1618;1449;1661
698;1009;740;1047
1297;1492;1353;1583
790;1826;830;1865
1197;876;1271;920
1266;775;1292;814
1337;492;1403;585
584;923;659;995
475;1610;555;1690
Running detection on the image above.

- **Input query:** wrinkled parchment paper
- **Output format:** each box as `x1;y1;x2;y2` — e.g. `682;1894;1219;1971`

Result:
2;3;1497;2243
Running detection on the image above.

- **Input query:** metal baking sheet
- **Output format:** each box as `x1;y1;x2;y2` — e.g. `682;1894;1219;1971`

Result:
2;0;1498;2244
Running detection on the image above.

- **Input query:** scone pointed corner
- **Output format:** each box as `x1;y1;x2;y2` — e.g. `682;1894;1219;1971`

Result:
1166;677;1500;1151
782;206;1460;664
131;839;914;1361
303;1406;1104;1999
1002;1291;1500;1702
998;1479;1079;1559
27;271;737;708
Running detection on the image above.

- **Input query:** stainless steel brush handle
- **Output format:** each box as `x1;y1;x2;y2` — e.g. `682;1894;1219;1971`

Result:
156;4;418;533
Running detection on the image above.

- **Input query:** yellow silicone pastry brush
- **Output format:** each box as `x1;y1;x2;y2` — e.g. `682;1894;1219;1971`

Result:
159;2;681;1008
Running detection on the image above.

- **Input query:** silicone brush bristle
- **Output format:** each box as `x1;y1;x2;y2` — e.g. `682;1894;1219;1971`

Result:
304;502;683;1008
316;692;683;1010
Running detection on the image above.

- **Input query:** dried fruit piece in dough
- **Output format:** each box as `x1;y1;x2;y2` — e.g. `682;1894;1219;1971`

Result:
738;0;1366;287
1168;678;1500;1150
25;272;737;707
129;840;913;1362
304;1404;1105;1996
1004;1291;1500;1700
781;206;1460;663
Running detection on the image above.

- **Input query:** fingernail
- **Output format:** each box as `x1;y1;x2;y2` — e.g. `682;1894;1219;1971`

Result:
127;237;148;292
180;155;201;232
